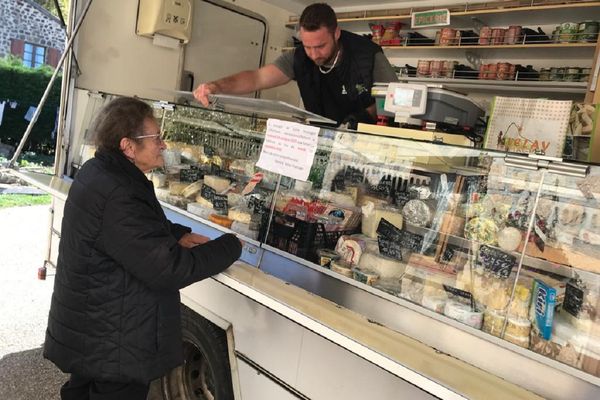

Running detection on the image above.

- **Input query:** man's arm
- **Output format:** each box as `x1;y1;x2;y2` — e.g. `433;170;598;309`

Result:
193;64;291;106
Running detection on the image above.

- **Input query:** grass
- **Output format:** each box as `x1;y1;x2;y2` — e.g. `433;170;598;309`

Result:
0;194;51;208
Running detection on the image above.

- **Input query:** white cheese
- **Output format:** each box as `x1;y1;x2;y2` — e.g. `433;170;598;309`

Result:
168;181;188;196
186;202;214;219
205;175;231;193
195;196;214;209
358;252;406;279
181;181;203;199
361;202;403;238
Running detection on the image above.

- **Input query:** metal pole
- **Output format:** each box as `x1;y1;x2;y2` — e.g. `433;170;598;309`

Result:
8;0;94;169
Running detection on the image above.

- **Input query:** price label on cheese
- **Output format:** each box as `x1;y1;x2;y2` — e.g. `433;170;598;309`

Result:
180;166;203;183
212;194;228;214
200;183;216;201
376;218;424;256
443;285;475;310
478;245;516;279
563;282;584;318
377;236;403;261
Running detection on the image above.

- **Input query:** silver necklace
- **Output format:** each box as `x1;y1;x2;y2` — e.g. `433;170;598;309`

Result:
318;49;340;74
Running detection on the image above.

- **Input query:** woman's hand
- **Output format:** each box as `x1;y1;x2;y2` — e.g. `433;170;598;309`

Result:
178;232;210;248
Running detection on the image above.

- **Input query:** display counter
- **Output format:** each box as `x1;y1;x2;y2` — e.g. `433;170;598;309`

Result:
57;92;600;398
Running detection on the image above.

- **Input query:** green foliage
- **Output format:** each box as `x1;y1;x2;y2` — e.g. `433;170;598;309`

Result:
0;194;51;208
31;0;70;21
0;55;61;155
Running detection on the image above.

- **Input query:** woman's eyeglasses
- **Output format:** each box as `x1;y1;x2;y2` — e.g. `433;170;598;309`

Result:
134;133;164;144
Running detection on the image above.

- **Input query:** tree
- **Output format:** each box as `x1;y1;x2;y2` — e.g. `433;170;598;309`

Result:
32;0;70;22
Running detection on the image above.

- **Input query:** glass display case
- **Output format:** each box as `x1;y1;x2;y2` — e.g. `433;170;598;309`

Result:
75;93;600;386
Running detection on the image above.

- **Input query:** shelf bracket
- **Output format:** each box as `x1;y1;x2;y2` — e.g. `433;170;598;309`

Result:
465;50;481;69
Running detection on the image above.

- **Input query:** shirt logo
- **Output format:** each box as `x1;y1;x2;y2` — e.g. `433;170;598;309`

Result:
355;84;367;95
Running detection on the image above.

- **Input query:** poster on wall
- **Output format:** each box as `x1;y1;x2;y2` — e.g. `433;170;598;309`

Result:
484;97;572;158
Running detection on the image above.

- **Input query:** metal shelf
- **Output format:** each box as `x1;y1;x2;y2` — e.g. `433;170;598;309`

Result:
403;222;600;282
395;76;589;94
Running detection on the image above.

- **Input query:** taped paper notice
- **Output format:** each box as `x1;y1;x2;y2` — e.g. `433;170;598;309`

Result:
256;119;319;181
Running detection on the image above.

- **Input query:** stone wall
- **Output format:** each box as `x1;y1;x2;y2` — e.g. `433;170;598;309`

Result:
0;0;65;59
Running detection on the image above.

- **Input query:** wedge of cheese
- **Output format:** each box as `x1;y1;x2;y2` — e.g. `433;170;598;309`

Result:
361;202;403;238
205;175;231;193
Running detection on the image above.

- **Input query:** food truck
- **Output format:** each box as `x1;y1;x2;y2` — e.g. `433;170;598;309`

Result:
9;0;600;399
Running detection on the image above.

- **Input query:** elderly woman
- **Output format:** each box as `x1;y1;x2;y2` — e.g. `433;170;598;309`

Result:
44;97;242;400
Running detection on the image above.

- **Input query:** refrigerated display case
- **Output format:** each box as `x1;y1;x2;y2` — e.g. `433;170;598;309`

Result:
29;91;600;398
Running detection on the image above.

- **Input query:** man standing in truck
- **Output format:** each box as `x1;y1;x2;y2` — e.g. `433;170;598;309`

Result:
193;2;398;128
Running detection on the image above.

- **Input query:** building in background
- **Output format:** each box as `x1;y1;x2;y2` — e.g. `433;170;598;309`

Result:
0;0;65;68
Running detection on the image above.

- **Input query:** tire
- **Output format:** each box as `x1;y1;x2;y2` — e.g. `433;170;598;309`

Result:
161;305;234;400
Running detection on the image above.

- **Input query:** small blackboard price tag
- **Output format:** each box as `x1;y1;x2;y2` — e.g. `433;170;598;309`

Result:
200;184;216;202
332;172;346;192
478;245;517;279
373;176;393;197
440;245;456;264
443;284;475;310
180;166;203;183
376;218;424;256
345;167;364;184
563;282;584;318
377;236;403;261
394;191;411;208
212;194;228;213
376;218;402;238
204;145;215;158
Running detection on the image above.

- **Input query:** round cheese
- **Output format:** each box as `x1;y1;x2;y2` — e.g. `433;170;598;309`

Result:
497;227;522;252
402;199;432;227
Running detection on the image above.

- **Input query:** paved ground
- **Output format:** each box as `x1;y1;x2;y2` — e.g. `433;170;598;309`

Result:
0;205;163;399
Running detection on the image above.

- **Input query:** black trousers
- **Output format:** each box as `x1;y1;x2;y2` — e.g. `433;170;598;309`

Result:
60;374;149;400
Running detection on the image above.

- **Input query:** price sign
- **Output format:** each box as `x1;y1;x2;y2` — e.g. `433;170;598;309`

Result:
443;284;475;310
478;245;517;279
376;218;424;258
377;236;404;261
200;184;216;202
212;194;228;214
180;166;203;183
394;191;411;208
563;282;584;318
332;172;346;192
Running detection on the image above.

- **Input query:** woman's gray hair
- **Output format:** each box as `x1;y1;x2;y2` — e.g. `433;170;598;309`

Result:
92;97;154;152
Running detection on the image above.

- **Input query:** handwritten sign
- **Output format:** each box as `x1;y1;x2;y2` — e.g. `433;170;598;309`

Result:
376;218;424;258
443;285;475;310
478;245;517;279
212;194;228;213
563;282;584;318
180;166;203;183
200;183;216;202
256;119;319;181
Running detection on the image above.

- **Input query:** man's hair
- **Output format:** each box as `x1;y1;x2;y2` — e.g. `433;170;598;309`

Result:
299;3;337;32
92;97;154;152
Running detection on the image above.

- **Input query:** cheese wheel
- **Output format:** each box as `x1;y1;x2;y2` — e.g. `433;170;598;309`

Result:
402;199;432;227
444;300;483;329
497;227;522;252
358;252;406;279
205;175;231;193
209;213;234;228
335;236;365;266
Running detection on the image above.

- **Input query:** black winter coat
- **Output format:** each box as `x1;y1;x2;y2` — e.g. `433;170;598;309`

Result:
43;149;242;384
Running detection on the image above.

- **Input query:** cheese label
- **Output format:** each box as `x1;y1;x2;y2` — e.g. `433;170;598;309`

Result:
563;282;584;318
478;245;517;279
180;165;203;183
212;194;228;213
200;183;216;201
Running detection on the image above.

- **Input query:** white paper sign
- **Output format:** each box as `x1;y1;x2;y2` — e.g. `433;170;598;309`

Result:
256;119;319;181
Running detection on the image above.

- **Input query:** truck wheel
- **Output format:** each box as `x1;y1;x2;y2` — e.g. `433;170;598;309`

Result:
162;306;234;400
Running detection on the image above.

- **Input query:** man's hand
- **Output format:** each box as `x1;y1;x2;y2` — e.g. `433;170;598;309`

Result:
193;83;217;107
179;232;211;248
